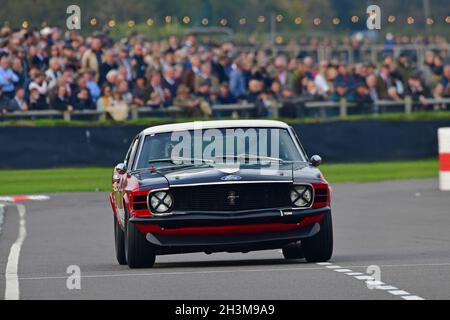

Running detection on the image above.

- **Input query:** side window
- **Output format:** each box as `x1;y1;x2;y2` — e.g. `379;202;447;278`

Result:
125;137;140;170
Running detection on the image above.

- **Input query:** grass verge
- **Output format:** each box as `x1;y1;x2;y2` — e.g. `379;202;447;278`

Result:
0;159;438;196
1;112;450;127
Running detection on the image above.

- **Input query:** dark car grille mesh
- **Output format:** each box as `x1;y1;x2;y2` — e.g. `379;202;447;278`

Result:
171;183;292;212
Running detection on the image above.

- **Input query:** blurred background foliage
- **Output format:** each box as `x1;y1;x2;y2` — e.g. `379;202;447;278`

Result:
0;0;449;38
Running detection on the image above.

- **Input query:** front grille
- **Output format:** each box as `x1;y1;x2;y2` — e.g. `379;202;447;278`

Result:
171;183;292;212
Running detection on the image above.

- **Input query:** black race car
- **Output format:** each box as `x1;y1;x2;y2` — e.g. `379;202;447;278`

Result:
110;120;333;268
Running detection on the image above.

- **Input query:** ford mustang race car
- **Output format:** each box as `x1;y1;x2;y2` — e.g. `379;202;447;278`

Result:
110;120;333;268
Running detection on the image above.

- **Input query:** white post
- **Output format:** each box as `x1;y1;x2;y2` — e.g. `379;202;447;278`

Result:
438;128;450;191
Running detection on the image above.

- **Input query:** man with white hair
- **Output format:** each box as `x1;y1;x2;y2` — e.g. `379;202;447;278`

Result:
45;57;62;90
273;55;294;90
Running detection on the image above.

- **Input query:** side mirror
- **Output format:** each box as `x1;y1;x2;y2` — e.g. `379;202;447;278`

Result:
115;163;127;175
310;155;322;167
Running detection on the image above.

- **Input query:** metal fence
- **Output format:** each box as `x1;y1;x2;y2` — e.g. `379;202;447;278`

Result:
239;44;450;66
1;98;450;122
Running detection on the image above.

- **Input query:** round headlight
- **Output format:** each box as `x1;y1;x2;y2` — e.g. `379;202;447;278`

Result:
290;186;313;208
149;191;174;214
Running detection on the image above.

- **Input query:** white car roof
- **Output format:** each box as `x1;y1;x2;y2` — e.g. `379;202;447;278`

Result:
142;120;290;135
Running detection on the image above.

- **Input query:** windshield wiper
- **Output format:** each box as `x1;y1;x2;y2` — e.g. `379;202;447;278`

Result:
216;154;287;163
148;159;176;165
148;158;215;165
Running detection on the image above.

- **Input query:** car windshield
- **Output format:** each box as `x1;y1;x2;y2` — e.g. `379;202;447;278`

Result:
135;127;306;170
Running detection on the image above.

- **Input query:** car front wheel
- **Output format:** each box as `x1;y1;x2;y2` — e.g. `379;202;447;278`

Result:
114;215;127;265
124;208;156;269
302;212;333;263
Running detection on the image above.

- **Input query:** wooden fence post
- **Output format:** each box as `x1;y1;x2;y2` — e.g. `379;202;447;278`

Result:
404;96;413;115
63;111;71;121
130;105;139;120
339;98;348;118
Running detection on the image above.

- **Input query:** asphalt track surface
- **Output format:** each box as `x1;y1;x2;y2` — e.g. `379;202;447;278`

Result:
1;179;449;300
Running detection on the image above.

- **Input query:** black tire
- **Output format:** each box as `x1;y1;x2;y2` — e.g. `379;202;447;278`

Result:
302;212;333;263
282;242;304;260
114;215;127;265
124;208;156;269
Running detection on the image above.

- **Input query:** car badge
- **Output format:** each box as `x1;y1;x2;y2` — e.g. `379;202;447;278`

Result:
221;175;243;181
227;191;240;206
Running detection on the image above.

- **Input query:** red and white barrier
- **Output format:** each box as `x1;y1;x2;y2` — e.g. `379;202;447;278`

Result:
0;195;50;202
439;128;450;191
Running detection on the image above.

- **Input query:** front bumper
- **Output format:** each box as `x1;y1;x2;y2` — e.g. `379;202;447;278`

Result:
130;207;330;252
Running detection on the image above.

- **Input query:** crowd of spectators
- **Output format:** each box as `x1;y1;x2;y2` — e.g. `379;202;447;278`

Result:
1;24;450;120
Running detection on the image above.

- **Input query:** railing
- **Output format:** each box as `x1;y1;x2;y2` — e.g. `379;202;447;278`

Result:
237;44;450;66
1;98;449;122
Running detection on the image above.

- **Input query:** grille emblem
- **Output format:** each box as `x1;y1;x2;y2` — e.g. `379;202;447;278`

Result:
227;191;240;206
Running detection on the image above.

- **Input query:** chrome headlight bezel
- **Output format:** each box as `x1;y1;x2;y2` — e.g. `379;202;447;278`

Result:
290;184;314;208
148;190;175;215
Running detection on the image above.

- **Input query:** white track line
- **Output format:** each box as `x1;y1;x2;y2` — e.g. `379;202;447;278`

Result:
318;262;425;300
4;204;27;300
0;204;5;235
402;296;425;301
14;261;450;282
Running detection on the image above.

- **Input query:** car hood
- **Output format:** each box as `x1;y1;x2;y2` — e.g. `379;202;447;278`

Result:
137;163;323;189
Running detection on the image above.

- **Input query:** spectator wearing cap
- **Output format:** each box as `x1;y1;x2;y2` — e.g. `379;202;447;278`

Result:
334;64;355;92
174;84;212;118
195;80;213;104
331;81;354;103
217;83;237;105
353;83;373;114
396;52;413;83
0;56;19;99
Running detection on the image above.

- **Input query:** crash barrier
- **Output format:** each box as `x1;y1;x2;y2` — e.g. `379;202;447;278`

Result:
438;128;450;191
1;119;450;169
1;98;450;122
